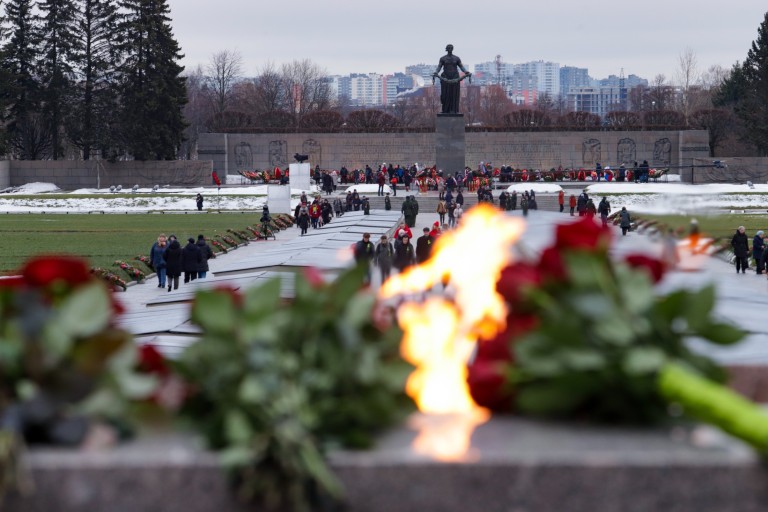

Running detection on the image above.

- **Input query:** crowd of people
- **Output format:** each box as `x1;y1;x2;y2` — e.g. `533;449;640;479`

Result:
149;233;215;292
731;226;768;275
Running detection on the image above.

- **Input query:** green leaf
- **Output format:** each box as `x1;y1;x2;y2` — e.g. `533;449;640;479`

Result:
219;446;254;468
593;315;635;346
561;348;607;371
616;267;655;313
225;409;253;445
192;289;237;333
239;375;266;404
623;346;667;375
55;283;111;338
516;381;588;416
343;292;375;329
684;285;716;330
696;322;746;345
243;277;283;316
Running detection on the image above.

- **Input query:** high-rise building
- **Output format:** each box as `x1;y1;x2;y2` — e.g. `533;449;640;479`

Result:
383;73;415;105
559;66;592;95
566;86;626;117
514;61;560;97
405;64;436;84
599;74;648;89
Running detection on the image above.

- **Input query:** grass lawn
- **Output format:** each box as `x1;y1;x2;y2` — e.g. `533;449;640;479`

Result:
0;213;266;274
637;213;768;241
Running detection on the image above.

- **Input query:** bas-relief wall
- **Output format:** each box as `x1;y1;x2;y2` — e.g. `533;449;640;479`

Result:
200;131;710;175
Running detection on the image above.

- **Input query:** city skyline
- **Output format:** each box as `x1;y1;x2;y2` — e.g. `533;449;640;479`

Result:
166;0;765;85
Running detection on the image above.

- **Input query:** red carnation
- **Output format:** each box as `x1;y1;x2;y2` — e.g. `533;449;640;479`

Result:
555;217;611;251
467;359;514;412
22;256;92;288
496;263;541;304
476;313;539;362
302;266;325;288
625;254;665;284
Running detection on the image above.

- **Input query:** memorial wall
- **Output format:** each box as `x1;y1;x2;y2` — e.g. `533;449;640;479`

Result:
198;130;711;180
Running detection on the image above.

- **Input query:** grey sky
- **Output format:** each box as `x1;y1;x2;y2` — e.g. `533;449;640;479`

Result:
166;0;766;84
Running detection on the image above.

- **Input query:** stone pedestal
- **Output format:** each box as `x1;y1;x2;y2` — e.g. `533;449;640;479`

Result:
267;185;291;214
435;114;466;174
289;162;311;192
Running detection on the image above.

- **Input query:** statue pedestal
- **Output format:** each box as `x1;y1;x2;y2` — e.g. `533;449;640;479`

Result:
289;162;312;192
435;114;466;174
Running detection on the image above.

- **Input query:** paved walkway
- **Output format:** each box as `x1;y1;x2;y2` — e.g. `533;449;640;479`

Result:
116;205;768;365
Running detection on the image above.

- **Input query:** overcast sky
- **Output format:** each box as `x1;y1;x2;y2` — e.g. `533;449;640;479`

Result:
165;0;766;84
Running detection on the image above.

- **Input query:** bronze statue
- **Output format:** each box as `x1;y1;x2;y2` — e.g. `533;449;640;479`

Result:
433;44;471;115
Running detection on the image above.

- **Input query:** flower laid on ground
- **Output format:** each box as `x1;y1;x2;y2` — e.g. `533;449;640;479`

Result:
113;260;145;281
175;265;412;511
0;256;156;500
210;240;228;253
134;254;153;269
467;216;768;450
227;228;252;242
91;267;128;291
218;235;239;248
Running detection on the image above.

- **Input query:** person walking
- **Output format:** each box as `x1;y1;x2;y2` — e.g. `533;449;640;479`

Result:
436;199;447;225
394;235;416;273
149;234;168;288
354;233;376;285
163;238;183;292
731;226;750;274
598;196;611;227
375;234;395;284
619;207;632;236
196;234;214;279
415;227;434;264
754;231;766;275
182;237;202;284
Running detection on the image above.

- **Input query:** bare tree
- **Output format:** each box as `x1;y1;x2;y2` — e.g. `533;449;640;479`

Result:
280;59;331;128
345;110;397;131
676;47;700;123
604;111;642;130
181;65;213;158
647;74;674;111
205;49;243;114
478;85;513;127
504;109;551;130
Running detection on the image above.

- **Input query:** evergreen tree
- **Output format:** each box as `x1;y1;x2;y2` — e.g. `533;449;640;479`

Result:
716;12;768;155
739;12;768;155
37;0;82;159
1;0;47;159
68;0;121;160
118;0;187;160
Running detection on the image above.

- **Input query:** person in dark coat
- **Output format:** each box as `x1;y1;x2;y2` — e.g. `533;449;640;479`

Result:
195;193;204;211
754;231;766;275
415;227;434;264
619;207;632;236
731;226;750;274
163;239;183;291
196;234;214;279
394;235;416;272
354;233;375;285
375;234;395;283
181;237;202;283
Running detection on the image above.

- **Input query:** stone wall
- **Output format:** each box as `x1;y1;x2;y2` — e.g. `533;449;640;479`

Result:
8;160;212;190
198;130;710;181
690;157;768;184
0;160;9;189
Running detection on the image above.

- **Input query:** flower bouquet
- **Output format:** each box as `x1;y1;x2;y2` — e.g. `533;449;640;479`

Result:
218;235;239;248
210;240;228;254
174;266;412;511
468;217;768;449
113;260;145;282
134;254;153;270
91;267;128;291
227;229;252;243
0;256;156;500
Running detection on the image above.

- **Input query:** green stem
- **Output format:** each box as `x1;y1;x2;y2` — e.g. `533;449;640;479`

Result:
658;362;768;453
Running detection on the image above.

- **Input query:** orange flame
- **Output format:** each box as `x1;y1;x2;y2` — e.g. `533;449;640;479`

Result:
379;205;524;460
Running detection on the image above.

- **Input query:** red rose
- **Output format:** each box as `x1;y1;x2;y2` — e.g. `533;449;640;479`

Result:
555;216;611;251
466;359;514;412
625;254;665;284
538;246;567;281
496;263;541;304
476;313;539;362
22;256;92;288
302;266;325;288
138;344;169;376
0;276;26;289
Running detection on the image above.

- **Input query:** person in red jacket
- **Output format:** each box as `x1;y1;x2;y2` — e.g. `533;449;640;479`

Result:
309;201;322;229
569;194;577;216
558;190;565;213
